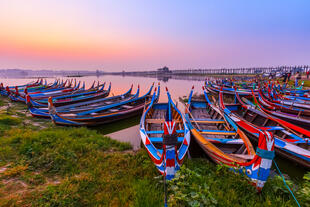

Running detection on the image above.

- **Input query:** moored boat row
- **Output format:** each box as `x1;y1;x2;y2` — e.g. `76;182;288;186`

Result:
141;79;309;193
1;78;308;193
0;79;158;126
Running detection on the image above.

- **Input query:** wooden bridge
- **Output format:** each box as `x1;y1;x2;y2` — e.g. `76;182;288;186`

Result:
107;65;310;76
172;65;310;75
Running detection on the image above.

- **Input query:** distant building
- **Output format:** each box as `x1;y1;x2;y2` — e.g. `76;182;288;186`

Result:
157;66;170;74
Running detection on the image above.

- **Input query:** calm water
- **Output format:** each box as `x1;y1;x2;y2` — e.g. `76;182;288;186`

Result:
0;75;204;103
0;75;307;179
1;75;203;149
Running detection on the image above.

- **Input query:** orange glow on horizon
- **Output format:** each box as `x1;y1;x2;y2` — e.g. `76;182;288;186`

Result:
0;27;184;63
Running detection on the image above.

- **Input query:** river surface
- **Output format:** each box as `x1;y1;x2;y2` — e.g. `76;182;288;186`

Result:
0;75;307;180
0;75;204;103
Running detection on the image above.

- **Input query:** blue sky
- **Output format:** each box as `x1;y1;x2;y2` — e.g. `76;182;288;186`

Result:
0;0;309;71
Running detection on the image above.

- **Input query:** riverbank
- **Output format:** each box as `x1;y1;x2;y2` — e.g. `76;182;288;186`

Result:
0;96;309;206
287;79;310;87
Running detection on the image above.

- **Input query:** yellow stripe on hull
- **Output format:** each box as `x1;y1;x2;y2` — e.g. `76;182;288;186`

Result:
191;128;255;164
191;120;225;124
200;131;236;136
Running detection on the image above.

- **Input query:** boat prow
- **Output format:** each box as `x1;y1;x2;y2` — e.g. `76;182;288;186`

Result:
140;87;190;180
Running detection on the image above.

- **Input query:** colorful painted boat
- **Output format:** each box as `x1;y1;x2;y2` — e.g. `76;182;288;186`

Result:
140;87;190;180
219;88;310;168
205;82;258;97
48;84;157;126
265;86;310;109
25;82;110;108
185;86;274;191
260;88;310;110
9;80;88;102
27;84;135;118
254;89;310;130
6;78;42;89
0;79;44;96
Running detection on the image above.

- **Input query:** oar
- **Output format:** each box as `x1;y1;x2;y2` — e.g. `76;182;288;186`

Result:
186;105;202;131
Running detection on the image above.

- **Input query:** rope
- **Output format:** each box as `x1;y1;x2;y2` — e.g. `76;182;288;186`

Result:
273;160;300;207
256;148;275;160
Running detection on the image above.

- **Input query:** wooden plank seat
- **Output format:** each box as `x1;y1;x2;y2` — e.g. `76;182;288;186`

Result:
146;119;181;124
63;113;77;117
230;154;255;160
146;130;185;134
190;118;225;124
198;129;236;136
149;137;184;142
109;109;119;112
204;138;243;144
122;105;133;109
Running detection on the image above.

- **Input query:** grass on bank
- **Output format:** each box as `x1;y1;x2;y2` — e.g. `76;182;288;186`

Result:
289;79;310;87
0;96;309;206
0;125;164;206
1;127;309;207
0;96;163;206
275;78;310;88
169;159;310;207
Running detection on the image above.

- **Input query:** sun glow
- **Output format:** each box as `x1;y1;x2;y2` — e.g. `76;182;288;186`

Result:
0;0;309;70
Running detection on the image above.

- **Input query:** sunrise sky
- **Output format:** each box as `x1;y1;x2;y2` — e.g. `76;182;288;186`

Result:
0;0;309;71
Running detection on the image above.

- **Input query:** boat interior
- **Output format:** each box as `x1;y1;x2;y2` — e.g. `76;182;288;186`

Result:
189;99;253;161
226;95;310;150
144;103;184;149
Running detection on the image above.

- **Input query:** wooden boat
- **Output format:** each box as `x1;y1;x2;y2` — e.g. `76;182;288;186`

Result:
269;81;310;99
9;80;88;102
48;84;157;126
2;78;43;90
22;79;80;94
25;82;110;108
205;82;258;97
277;85;309;96
276;95;310;107
9;80;81;102
254;89;310;130
27;84;136;118
261;86;310;106
0;79;44;96
140;87;190;180
5;79;62;101
19;79;61;94
265;86;310;109
219;88;310;168
185;86;274;191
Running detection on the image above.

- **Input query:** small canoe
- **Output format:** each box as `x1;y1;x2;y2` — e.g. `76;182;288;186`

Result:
27;84;134;118
48;84;157;126
220;88;310;168
254;89;310;130
0;79;44;96
25;82;111;108
205;82;258;96
140;87;190;180
185;86;275;191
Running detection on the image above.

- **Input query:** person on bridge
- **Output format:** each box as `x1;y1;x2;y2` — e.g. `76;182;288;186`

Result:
282;72;288;83
295;71;301;87
288;71;292;81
